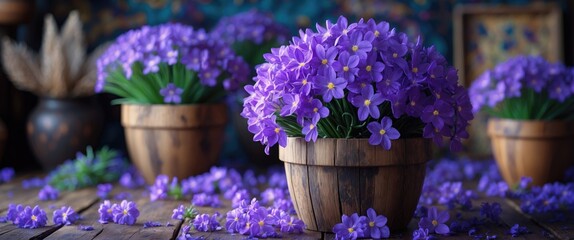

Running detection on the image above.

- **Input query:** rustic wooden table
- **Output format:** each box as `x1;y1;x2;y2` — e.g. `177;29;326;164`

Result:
0;172;573;240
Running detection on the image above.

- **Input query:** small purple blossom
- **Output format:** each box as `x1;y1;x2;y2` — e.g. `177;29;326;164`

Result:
112;200;140;225
143;221;163;228
119;167;145;189
97;183;113;199
0;167;15;183
160;83;184;104
172;204;186;220
78;225;95;231
7;204;24;224
480;202;502;223
367;117;400;150
193;213;222;232
53;206;79;225
192;193;221;207
38;185;59;201
225;208;246;233
149;175;170;201
279;215;305;234
509;224;529;237
364;208;390;239
332;213;366;240
418;207;450;235
98;200;115;224
412;227;431;240
18;205;48;229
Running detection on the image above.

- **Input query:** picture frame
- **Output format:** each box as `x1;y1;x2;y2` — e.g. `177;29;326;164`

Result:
453;3;563;157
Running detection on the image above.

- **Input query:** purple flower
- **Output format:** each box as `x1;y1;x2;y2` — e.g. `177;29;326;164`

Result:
419;207;450;235
332;213;366;240
0;167;15;183
119;167;145;189
193;213;222;232
53;206;79;225
211;10;289;45
509;224;529;237
279;215;305;233
18;205;47;229
97;183;113;199
421;100;454;130
412;227;431;240
246;207;276;238
112;200;140;225
78;225;95;231
7;204;24;224
225;208;247;233
333;51;360;82
143;221;162;228
160;83;184;104
192;193;221;207
22;177;46;189
38;185;59;201
480;202;502;223
367;117;400;150
364;208;390;239
317;68;347;102
149;175;170;201
351;85;385;121
172;204;186;220
98;200;115;224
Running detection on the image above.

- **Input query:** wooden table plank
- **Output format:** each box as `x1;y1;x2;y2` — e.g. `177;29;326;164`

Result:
505;198;574;240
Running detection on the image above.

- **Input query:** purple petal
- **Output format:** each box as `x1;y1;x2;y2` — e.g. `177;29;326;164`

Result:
435;223;450;235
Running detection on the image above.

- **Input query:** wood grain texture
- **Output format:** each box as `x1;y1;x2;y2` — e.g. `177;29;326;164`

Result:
122;104;227;183
488;119;574;186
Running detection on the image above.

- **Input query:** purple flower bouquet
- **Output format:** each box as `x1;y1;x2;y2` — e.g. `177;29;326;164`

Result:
96;23;249;104
242;16;473;153
470;55;574;119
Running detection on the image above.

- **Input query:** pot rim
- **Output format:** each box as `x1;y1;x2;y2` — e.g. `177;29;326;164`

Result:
279;137;431;167
487;118;574;138
121;103;228;128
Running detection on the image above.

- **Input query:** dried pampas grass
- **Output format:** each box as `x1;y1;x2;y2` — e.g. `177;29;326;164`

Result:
1;10;108;98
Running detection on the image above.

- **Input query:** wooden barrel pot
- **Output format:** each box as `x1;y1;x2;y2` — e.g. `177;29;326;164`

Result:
279;137;431;233
121;104;227;184
488;118;574;186
27;97;104;170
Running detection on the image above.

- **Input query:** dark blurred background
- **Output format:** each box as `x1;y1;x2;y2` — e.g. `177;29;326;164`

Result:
1;0;572;171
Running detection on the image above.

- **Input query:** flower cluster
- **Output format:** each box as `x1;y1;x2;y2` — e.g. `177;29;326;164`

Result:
98;200;140;225
47;146;129;191
22;177;46;189
53;206;79;225
0;167;15;183
332;208;390;240
479;202;502;223
225;198;305;238
149;167;295;215
5;204;48;229
38;185;59;201
96;23;249;104
470;55;574;119
242;16;472;154
193;213;222;232
518;182;574;214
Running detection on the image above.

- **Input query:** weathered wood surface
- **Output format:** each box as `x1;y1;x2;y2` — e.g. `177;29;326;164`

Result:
0;173;571;239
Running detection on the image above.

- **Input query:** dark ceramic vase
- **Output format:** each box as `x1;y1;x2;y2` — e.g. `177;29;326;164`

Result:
27;97;103;170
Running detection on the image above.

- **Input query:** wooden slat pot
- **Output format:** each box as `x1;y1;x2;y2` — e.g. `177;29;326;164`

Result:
279;137;431;233
122;104;227;184
488;118;574;186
